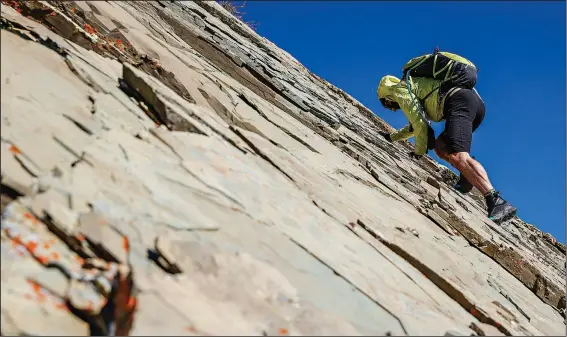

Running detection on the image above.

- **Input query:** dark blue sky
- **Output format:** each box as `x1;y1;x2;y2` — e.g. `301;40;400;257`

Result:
237;1;566;242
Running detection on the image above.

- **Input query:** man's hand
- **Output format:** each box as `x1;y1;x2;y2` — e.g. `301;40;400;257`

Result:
408;152;423;160
379;131;392;143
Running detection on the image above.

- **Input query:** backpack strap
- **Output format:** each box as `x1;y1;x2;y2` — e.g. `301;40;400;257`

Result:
405;71;437;153
419;58;462;105
421;61;471;104
405;73;429;124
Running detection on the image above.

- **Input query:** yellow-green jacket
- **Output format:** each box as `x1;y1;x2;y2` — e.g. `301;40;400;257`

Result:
377;75;444;156
377;52;476;155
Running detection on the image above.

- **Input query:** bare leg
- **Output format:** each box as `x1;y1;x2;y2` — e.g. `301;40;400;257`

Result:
434;136;450;160
434;137;493;194
446;152;493;194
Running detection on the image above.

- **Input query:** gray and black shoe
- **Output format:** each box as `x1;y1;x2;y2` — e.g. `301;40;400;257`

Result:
485;191;517;224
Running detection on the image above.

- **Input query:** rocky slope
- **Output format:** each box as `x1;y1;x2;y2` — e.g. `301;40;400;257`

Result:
0;1;565;336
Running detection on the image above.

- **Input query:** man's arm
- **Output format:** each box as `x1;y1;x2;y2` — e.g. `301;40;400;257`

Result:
390;124;414;141
389;84;429;155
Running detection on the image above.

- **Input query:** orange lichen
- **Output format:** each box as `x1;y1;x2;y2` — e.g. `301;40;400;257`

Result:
74;256;85;264
126;296;137;310
23;212;39;225
279;328;289;335
28;280;47;301
8;144;21;154
43;242;51;249
470;307;479;317
11;235;23;245
122;236;130;252
8;235;51;262
25;241;38;253
50;251;60;260
2;0;22;14
83;23;97;35
114;38;127;51
113;275;133;318
55;302;68;311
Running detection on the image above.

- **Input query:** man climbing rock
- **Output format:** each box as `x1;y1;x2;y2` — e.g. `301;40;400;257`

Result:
376;49;517;224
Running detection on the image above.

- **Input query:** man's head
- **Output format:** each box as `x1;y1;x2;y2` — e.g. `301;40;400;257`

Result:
377;75;402;112
379;98;400;111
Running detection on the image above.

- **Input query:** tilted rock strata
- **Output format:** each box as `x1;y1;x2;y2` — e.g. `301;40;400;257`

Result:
1;1;565;336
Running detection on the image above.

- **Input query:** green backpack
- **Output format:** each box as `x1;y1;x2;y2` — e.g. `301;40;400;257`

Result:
401;48;478;151
402;48;477;86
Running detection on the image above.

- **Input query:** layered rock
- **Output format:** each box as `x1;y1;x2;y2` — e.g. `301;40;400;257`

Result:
1;1;565;336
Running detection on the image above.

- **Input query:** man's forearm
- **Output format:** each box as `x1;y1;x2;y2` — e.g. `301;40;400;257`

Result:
390;124;414;141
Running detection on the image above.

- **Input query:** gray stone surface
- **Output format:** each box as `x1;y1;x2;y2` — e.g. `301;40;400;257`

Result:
1;1;565;336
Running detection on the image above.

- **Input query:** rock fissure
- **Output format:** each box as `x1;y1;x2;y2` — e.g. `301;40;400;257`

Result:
230;126;296;183
237;93;320;154
354;219;511;336
284;234;410;336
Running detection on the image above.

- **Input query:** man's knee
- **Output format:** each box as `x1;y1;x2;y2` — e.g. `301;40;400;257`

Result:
434;137;449;159
446;151;471;168
434;147;447;160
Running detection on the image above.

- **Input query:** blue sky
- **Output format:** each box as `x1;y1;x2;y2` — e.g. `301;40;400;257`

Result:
236;1;566;243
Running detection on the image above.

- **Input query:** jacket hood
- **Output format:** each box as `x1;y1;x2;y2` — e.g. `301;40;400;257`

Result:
377;75;401;100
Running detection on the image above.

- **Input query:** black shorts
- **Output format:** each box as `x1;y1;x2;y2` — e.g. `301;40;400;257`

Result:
439;88;485;154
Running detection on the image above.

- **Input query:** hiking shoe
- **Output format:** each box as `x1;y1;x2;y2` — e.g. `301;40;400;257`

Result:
485;191;517;224
454;172;473;194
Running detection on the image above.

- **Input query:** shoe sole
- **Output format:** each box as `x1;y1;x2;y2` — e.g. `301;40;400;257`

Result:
489;208;518;224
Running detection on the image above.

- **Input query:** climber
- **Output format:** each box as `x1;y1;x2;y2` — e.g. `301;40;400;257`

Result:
376;49;517;224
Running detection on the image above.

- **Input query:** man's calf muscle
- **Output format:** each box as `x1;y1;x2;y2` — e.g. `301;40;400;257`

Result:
446;152;493;194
